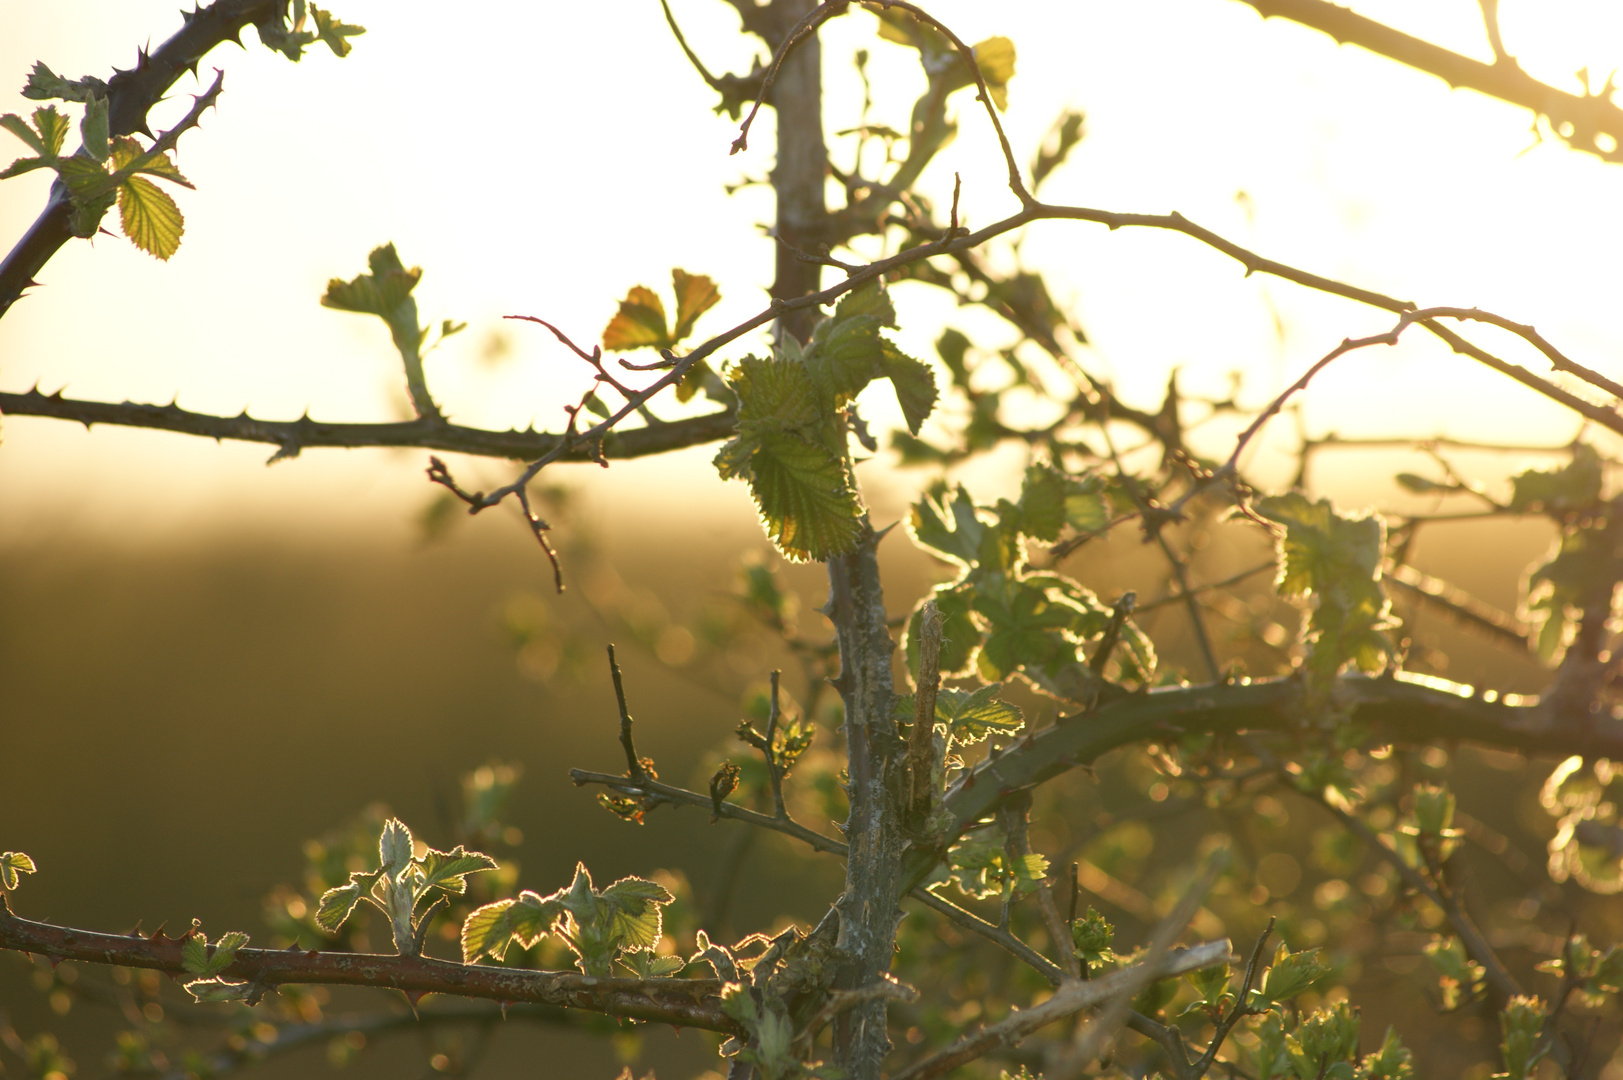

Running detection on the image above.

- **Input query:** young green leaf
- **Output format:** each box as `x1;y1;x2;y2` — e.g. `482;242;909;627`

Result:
0;851;36;891
418;845;499;894
879;342;937;435
322;244;422;319
378;818;414;874
1358;1027;1415;1080
314;879;366;932
312;6;366;57
461;889;563;962
1258;942;1331;1005
934;684;1024;744
970;37;1017;110
183;978;253;1003
22;62;102;104
116;175;184;260
745;431;864;562
79;94;109;162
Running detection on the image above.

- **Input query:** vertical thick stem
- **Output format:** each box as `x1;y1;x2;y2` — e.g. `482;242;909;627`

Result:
766;0;828;342
826;525;902;1080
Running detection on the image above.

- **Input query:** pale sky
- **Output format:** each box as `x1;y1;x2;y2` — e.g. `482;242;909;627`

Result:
2;0;1621;543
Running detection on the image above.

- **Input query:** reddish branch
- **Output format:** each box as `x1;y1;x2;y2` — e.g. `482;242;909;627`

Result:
1237;0;1623;163
0;896;736;1033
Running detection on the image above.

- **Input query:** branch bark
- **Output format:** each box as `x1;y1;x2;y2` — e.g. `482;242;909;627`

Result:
1235;0;1623;163
0;896;736;1033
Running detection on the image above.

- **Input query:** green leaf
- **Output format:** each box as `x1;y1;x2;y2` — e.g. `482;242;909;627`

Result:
670;268;720;342
730;354;824;435
602;285;670;351
971;36;1017;110
117;175;184;260
582;391;610;419
935;684;1024;744
1016;463;1068;542
936;328;971;387
1072;906;1117;967
879;341;937;435
905;585;982;677
322;244;422;318
181;929;247;977
598;875;675;951
805;311;885;400
111;135;193;188
1509;443;1602;514
1259;943;1331;1005
1359;1027;1415;1080
833;279;896;328
378;818;414;874
0;107;69;178
22;62;102;103
311;6;366;57
746;431;864;563
908;483;990;567
461;890;561;962
0;851;36;891
418;845;498;894
315;881;365;932
79;94;109;162
183;978;253;1003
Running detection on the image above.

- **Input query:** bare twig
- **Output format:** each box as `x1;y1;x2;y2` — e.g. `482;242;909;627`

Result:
888;940;1231;1080
907;886;1066;985
1189;917;1275;1078
569;768;849;856
730;0;850;154
606;645;646;780
1303;787;1522;1003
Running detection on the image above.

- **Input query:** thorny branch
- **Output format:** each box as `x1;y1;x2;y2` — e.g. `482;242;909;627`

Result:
0;896;737;1033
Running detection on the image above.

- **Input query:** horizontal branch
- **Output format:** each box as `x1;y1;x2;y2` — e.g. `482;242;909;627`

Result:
908;671;1623;891
0;388;737;463
1237;0;1623;164
0;897;735;1033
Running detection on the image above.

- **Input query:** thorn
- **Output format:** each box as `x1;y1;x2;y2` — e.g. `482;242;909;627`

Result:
126;921;144;937
150;922;170;941
499;1000;510;1020
47;954;63;970
306;949;319;958
285;942;301;951
401;989;425;1017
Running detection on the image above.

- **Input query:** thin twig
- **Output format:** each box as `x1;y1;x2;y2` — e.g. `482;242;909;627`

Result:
606;645;646;780
907;886;1066;984
1189;917;1275;1078
1303;787;1522;1003
569;768;848;856
907;600;943;824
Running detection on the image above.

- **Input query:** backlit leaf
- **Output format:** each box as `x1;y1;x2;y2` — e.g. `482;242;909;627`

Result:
22;62;101;104
880;342;937;435
315;882;364;932
971;37;1016;110
79;94;108;161
322;244;421;317
378;818;414;874
748;431;864;562
670;268;720;342
312;6;366;57
117;175;184;260
0;851;35;891
602;285;669;351
599;876;674;951
419;845;498;893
